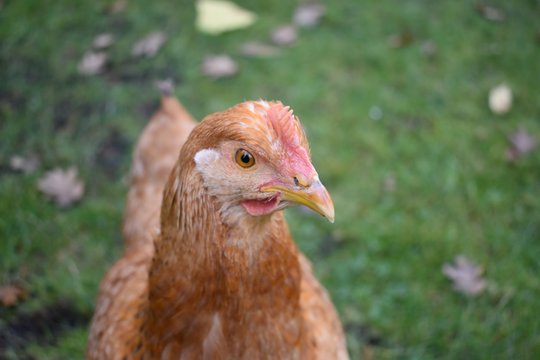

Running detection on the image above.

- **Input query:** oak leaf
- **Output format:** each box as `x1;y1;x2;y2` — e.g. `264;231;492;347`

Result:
37;167;85;208
201;54;238;79
10;154;40;174
270;25;297;46
78;51;107;75
131;32;167;58
442;255;486;296
293;3;325;28
93;33;115;49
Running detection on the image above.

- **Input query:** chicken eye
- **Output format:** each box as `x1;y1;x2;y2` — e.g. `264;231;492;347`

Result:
235;149;255;168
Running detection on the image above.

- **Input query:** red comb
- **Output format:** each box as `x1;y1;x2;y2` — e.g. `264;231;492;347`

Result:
266;102;299;148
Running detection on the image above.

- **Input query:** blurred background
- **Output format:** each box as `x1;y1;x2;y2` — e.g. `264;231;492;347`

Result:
1;0;539;358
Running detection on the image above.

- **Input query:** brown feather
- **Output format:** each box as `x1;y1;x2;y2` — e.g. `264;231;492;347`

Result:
87;98;348;359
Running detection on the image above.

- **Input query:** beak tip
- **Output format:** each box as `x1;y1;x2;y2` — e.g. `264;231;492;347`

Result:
324;206;335;224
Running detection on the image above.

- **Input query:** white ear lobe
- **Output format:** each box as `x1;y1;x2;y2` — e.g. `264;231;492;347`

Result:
194;148;221;174
194;149;221;165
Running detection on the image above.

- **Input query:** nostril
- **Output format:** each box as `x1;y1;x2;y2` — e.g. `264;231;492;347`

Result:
293;177;300;187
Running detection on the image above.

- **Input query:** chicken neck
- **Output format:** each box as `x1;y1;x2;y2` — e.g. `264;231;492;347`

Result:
145;160;305;357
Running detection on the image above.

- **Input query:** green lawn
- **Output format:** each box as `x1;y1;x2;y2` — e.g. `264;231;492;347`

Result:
1;0;540;358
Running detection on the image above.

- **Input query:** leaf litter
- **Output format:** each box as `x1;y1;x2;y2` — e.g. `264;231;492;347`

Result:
0;284;27;307
270;25;298;46
387;31;415;48
475;2;505;22
107;0;127;14
9;154;40;174
201;54;239;79
196;0;257;35
92;33;115;49
131;31;167;58
506;128;537;161
239;42;280;58
442;255;487;297
293;3;325;28
78;51;107;75
37;167;85;208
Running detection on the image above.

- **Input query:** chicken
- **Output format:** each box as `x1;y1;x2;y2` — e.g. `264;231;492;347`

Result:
122;84;197;253
87;97;348;359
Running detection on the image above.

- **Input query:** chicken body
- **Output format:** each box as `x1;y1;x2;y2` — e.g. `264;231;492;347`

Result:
87;98;348;359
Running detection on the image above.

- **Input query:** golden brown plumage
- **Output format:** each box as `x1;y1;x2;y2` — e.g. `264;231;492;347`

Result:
87;97;348;359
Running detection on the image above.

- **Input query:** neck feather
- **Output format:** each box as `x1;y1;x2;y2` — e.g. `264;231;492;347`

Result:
146;156;303;355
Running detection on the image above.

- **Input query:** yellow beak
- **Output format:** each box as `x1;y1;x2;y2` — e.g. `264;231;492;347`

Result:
261;179;335;223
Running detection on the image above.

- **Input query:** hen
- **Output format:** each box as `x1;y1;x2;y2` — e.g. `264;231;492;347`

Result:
88;95;348;359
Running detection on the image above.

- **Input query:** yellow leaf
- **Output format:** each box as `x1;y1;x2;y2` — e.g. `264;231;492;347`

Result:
196;0;256;35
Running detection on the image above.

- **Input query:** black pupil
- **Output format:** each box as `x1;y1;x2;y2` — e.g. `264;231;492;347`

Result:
241;152;251;163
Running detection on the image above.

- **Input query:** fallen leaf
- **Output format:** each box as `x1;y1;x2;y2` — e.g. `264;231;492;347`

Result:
93;33;115;49
0;284;26;307
270;25;297;46
131;31;167;58
108;0;127;14
506;128;537;161
442;255;487;296
383;174;396;193
489;84;512;115
239;41;280;58
510;129;537;154
196;0;257;35
476;2;505;22
37;167;85;208
201;54;239;79
387;31;415;48
78;51;107;75
293;3;325;28
421;40;437;58
10;154;40;174
154;78;175;96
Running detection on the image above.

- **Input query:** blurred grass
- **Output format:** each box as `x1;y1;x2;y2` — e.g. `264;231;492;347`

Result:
1;0;540;358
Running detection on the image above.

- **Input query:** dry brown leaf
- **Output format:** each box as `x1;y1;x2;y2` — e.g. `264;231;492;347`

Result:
293;3;325;28
476;3;505;22
506;128;537;161
421;40;437;58
383;174;396;193
154;78;175;96
442;255;487;296
239;41;280;58
201;54;239;79
10;154;40;174
0;284;27;307
78;51;107;75
489;84;512;115
270;25;297;46
38;167;85;208
93;33;115;49
510;129;537;154
108;0;127;14
387;31;415;48
131;31;167;58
